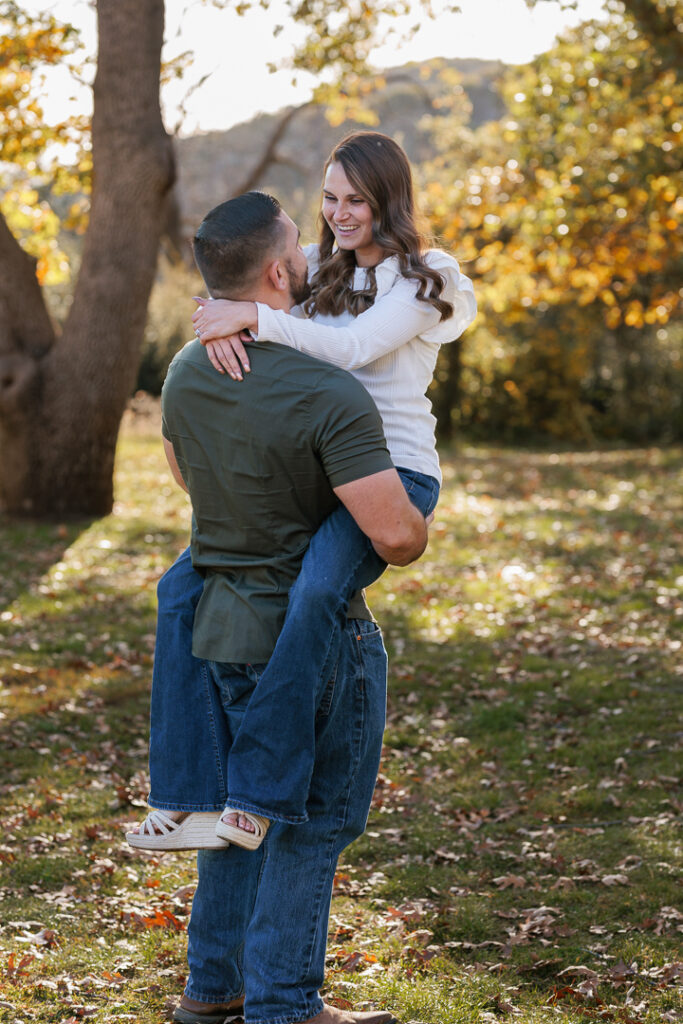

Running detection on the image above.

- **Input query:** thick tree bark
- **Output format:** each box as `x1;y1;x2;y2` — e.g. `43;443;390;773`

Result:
431;339;462;442
0;0;174;517
0;210;56;509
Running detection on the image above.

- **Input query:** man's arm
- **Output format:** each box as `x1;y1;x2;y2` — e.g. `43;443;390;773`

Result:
163;436;189;494
334;468;428;566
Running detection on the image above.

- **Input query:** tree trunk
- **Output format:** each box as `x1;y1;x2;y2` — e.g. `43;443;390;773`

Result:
0;211;56;512
431;338;462;442
0;0;174;517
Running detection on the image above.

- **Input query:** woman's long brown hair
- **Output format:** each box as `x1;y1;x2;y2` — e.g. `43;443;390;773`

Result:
304;131;453;322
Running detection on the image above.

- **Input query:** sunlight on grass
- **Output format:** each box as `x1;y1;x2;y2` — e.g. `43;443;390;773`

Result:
0;413;680;1023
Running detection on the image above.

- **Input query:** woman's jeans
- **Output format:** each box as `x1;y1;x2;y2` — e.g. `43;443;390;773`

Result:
148;466;439;821
185;620;387;1024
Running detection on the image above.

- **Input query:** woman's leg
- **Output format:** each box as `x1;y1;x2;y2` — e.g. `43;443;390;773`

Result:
225;469;440;824
147;547;228;811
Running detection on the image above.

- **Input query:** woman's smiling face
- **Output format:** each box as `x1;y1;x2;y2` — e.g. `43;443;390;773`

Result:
322;161;384;268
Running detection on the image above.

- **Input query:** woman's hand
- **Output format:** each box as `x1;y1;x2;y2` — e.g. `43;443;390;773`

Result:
192;296;258;342
205;333;252;380
193;296;259;380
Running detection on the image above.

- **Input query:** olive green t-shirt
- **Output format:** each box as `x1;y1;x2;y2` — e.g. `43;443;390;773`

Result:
161;339;393;663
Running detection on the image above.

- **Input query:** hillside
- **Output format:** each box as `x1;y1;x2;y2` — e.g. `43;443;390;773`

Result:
175;57;506;241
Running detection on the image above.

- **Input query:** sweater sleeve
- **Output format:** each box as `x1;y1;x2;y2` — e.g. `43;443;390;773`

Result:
254;251;476;371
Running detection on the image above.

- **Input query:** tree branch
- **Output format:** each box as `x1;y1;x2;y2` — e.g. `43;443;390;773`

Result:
62;0;175;382
531;0;682;68
0;351;39;421
621;0;683;68
384;71;438;113
0;207;56;359
270;154;309;176
229;103;312;197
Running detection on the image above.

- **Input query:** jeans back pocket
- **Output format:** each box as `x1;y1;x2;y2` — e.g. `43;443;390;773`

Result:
316;663;338;720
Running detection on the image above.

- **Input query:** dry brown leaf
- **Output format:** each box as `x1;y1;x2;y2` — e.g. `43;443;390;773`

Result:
493;874;527;889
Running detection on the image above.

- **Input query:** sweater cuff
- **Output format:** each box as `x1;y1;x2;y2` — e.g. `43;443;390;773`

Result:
253;303;275;343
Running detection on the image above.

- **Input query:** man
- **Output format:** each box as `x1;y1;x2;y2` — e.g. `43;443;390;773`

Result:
160;192;428;1024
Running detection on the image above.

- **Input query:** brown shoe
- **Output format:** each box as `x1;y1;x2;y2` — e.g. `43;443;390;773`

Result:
173;993;244;1022
302;1005;398;1024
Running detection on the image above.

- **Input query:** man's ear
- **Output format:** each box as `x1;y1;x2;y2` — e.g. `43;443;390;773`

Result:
264;258;288;294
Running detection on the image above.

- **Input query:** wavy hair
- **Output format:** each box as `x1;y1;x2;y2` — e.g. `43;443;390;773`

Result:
304;132;453;322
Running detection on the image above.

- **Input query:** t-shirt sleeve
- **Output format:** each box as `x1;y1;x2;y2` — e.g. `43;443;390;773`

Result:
309;370;394;488
160;342;192;441
161;370;173;441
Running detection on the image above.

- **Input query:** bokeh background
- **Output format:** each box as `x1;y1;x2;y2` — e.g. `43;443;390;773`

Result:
2;0;681;481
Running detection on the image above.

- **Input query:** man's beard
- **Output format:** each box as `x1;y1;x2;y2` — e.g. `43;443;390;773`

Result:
287;261;311;307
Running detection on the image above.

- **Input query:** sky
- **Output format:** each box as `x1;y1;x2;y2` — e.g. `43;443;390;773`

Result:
33;0;608;137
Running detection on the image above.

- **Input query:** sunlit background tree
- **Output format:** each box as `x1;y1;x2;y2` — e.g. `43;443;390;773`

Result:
424;2;682;441
0;0;680;517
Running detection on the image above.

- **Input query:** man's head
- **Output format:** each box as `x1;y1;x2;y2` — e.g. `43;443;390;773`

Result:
193;192;309;311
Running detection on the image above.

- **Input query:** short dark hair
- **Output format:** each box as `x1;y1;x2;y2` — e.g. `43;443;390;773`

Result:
192;192;285;297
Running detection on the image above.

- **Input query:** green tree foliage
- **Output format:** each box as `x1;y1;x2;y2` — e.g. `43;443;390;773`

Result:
0;1;89;283
1;0;456;270
0;0;456;517
425;5;682;440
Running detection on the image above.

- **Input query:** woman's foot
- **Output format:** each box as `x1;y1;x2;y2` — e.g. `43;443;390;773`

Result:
126;810;230;850
128;808;184;835
215;808;270;850
221;811;256;833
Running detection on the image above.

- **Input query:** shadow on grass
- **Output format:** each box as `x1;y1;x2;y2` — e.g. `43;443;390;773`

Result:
1;568;679;1015
3;545;678;785
0;514;94;610
375;596;680;799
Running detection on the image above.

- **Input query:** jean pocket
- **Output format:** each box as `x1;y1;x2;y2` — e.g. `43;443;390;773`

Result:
316;663;338;720
208;661;263;706
398;469;440;518
350;620;388;691
353;620;383;641
351;619;386;658
423;479;440;517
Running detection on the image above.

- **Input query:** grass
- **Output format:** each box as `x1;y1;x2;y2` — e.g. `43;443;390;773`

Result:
0;407;681;1024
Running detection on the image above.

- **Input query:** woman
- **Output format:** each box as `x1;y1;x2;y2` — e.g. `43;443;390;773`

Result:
128;131;476;851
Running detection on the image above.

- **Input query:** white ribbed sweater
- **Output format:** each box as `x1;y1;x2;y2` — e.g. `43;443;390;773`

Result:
254;245;476;484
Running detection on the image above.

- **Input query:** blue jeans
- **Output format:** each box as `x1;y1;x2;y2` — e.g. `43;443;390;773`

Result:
148;467;439;819
148;548;230;810
185;620;388;1024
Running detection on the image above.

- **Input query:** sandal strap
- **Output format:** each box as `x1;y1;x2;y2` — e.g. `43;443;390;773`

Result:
224;808;269;838
138;809;180;837
247;813;268;838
